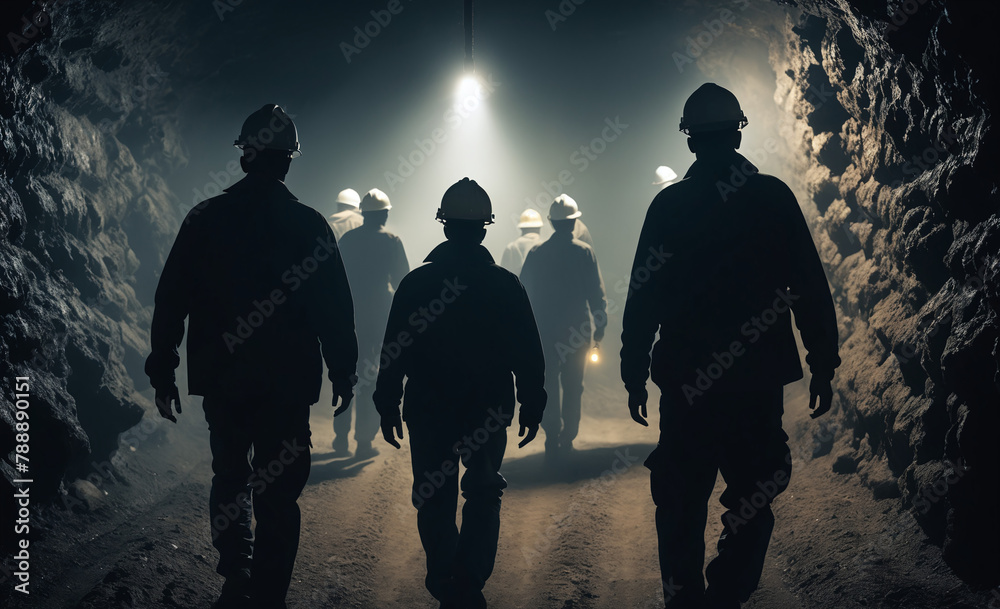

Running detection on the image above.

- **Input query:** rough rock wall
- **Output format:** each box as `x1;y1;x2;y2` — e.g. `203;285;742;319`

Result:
0;0;187;546
772;0;999;588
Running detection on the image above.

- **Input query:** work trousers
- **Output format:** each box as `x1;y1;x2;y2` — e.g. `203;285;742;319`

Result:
407;409;510;602
203;394;312;607
646;386;790;606
334;328;382;446
541;339;589;449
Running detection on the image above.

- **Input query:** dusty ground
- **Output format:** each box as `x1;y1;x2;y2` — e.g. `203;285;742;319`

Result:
2;367;993;609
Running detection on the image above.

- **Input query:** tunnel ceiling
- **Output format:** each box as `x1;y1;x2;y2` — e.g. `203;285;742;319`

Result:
0;0;997;588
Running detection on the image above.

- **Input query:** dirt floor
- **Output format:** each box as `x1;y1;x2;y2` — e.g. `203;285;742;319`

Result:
2;368;994;609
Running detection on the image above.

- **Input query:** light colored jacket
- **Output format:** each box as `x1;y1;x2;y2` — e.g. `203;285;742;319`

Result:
500;232;542;276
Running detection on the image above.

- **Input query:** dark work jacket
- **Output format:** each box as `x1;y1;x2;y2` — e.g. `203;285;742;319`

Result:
620;151;840;395
338;224;409;340
519;230;607;345
372;241;547;427
145;174;358;404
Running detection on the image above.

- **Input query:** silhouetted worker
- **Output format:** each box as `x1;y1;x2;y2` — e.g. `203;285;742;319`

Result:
327;187;363;240
620;83;840;609
374;178;546;609
499;208;543;275
335;188;409;458
519;194;607;459
145;104;358;609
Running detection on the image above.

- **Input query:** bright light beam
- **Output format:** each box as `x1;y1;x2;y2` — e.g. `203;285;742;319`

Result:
458;74;483;100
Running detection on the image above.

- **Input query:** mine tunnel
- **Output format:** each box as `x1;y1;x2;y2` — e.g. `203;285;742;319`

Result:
1;0;998;607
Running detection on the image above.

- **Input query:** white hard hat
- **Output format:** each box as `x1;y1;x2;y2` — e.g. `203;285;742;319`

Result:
360;188;391;212
436;178;495;224
653;166;677;185
517;208;543;228
336;188;361;207
548;194;582;221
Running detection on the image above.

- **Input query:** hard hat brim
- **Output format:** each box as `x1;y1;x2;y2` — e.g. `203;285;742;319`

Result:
549;210;582;220
517;220;544;228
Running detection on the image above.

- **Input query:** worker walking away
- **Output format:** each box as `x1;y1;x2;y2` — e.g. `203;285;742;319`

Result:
145;104;358;609
620;83;840;609
374;178;546;609
336;188;410;458
327;187;363;240
500;208;543;275
519;194;607;461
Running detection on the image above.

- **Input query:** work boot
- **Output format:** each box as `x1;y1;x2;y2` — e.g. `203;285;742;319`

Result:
212;568;251;609
355;440;378;460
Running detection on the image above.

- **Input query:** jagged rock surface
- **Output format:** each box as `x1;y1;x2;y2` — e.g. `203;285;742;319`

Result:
770;0;999;588
0;0;187;549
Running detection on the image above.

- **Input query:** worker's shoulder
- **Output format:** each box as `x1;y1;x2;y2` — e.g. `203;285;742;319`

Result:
750;171;794;195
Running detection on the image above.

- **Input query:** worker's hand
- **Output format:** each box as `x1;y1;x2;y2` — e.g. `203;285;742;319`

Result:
332;389;354;417
809;375;833;419
155;384;181;423
518;423;539;448
381;415;403;449
593;325;605;343
628;388;649;427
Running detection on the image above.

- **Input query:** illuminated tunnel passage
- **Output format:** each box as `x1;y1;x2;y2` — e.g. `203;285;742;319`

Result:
0;1;997;608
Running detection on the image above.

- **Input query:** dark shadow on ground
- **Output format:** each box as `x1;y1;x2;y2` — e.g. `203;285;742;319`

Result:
307;452;377;484
501;443;656;488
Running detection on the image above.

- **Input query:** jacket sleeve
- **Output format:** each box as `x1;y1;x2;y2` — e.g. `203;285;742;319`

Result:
309;220;359;389
373;280;410;419
779;181;841;380
620;201;666;394
518;247;537;295
500;243;515;272
509;277;547;425
145;218;197;391
389;236;410;291
585;247;608;338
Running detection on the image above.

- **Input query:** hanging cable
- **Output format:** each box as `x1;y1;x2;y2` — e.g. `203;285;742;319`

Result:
464;0;474;74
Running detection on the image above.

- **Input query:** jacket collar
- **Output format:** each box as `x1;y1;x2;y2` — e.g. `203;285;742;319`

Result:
424;240;496;266
224;173;299;202
683;150;758;181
